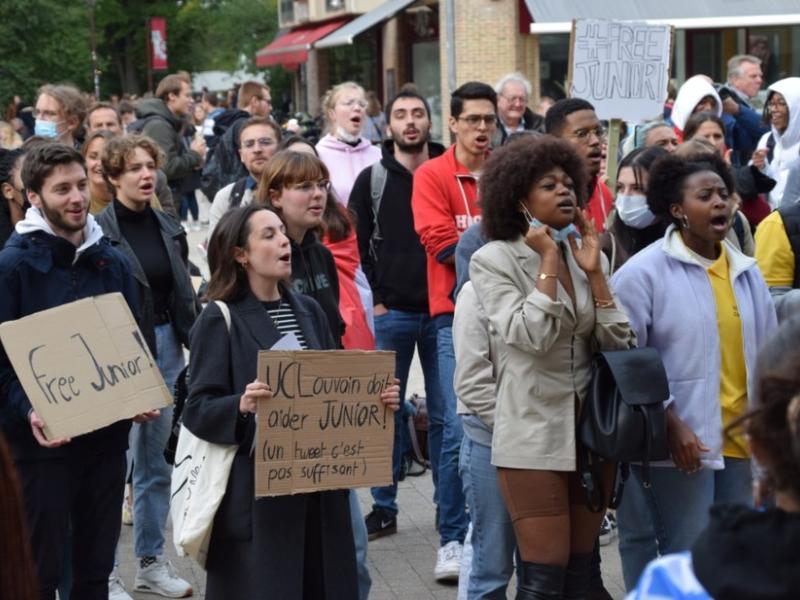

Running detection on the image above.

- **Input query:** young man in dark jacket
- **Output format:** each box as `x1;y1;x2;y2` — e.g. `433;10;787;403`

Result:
350;90;447;555
0;143;154;599
136;74;206;192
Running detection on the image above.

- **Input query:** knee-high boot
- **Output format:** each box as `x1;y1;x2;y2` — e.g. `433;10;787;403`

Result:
516;561;565;600
562;553;593;600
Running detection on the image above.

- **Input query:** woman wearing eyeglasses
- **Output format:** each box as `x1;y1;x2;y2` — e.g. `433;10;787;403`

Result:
315;82;382;207
314;82;378;351
256;150;343;346
753;77;800;208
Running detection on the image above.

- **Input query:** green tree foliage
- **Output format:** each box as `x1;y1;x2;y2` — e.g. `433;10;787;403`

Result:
0;0;95;105
0;0;285;105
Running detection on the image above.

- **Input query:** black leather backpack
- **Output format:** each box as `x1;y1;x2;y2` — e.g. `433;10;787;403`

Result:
578;347;670;511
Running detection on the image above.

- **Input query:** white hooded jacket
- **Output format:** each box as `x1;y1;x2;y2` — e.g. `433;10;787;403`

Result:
670;75;723;133
755;77;800;208
15;206;105;264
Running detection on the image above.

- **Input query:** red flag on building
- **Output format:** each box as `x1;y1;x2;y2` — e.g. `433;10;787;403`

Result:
149;17;168;71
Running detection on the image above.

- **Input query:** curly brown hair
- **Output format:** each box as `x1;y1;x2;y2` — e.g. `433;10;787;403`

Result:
480;135;588;241
101;134;164;185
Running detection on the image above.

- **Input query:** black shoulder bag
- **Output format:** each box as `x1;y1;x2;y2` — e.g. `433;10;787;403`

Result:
578;347;670;512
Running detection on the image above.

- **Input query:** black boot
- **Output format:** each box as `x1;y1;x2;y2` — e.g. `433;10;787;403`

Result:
588;539;613;600
562;553;593;600
516;561;565;600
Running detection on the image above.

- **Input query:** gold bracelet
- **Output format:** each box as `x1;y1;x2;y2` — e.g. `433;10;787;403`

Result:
538;272;557;280
594;298;615;308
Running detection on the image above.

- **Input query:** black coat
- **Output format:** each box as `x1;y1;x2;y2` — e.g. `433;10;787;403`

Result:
96;203;198;356
182;288;357;600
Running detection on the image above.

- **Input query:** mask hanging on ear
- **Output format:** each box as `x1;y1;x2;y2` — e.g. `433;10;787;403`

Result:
520;202;581;242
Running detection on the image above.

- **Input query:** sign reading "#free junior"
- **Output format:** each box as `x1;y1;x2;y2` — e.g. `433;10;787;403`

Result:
255;350;395;497
0;293;172;440
569;19;673;122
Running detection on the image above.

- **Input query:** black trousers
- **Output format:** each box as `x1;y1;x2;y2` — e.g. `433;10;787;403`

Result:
17;451;127;600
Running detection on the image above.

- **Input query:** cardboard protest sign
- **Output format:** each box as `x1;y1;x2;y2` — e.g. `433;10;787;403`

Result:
255;350;395;496
0;293;172;439
568;19;673;123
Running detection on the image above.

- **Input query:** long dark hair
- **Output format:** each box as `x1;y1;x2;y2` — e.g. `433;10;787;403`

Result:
206;204;272;302
0;433;38;600
731;317;800;501
610;146;670;254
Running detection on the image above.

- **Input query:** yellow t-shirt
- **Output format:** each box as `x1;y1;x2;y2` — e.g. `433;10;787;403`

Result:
754;210;795;287
707;247;749;458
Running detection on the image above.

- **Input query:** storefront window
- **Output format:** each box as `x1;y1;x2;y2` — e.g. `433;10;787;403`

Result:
539;34;569;101
327;29;380;96
748;26;800;87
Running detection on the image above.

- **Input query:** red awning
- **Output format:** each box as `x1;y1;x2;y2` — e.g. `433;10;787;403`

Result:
256;18;350;69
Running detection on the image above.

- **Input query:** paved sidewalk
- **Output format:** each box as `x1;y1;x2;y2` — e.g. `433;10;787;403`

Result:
116;472;625;600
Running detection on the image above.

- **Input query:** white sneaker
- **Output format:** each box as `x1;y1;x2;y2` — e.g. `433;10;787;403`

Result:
109;568;133;600
134;556;193;598
434;540;462;581
121;484;133;526
599;513;618;546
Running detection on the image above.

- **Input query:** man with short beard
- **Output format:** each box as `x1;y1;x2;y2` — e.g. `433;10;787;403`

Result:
411;81;496;581
546;98;614;232
350;90;445;542
0;143;152;599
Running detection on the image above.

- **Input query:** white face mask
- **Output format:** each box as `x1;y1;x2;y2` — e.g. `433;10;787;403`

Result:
616;194;657;229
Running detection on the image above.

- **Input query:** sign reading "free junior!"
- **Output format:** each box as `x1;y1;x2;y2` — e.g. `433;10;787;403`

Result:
0;293;172;440
255;350;395;497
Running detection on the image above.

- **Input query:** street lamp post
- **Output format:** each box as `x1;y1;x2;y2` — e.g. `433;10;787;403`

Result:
86;0;101;100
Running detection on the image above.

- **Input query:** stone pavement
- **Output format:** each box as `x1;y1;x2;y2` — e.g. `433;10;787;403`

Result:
116;472;625;600
113;219;627;599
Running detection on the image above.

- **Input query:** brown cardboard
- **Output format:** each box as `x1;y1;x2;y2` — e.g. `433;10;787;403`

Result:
0;293;172;439
255;350;395;497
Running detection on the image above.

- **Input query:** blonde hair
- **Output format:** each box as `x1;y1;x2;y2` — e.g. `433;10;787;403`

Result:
0;122;22;149
321;81;365;133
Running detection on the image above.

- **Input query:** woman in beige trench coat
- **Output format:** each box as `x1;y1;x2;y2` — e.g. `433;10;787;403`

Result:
469;137;634;599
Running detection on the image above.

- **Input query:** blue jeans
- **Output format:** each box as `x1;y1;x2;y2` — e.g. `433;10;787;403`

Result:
349;490;371;600
130;323;184;558
370;309;440;515
617;459;752;590
459;434;517;599
179;191;199;221
432;325;469;545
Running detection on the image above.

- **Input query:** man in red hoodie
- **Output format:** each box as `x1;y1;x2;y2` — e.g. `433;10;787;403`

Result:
545;98;614;232
412;81;496;581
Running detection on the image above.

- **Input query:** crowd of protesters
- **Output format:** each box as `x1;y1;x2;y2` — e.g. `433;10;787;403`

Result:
1;48;800;600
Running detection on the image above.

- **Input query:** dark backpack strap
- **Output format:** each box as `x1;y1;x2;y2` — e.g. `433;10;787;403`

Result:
369;162;389;261
777;203;800;288
229;177;250;209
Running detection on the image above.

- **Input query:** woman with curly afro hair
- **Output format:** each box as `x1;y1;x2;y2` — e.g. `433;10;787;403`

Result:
468;136;634;598
610;151;777;589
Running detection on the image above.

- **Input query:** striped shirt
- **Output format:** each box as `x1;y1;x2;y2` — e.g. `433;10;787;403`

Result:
262;299;308;349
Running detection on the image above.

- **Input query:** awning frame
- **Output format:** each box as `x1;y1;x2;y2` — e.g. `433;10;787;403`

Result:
530;13;800;34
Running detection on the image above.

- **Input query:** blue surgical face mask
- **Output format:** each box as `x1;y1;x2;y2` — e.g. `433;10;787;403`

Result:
520;203;581;242
34;119;60;138
616;194;657;229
